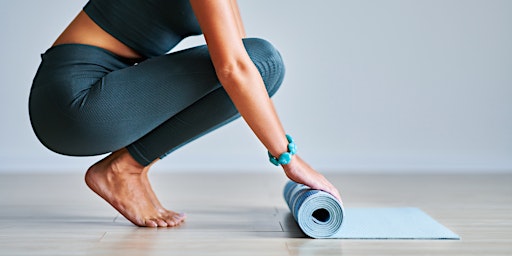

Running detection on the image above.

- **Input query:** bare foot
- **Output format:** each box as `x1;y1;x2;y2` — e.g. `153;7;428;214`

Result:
141;165;186;226
85;149;186;227
282;155;342;203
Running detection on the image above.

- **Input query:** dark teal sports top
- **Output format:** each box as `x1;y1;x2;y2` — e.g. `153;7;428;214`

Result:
84;0;202;58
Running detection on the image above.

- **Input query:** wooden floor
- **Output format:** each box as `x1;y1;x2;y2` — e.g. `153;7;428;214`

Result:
0;171;511;255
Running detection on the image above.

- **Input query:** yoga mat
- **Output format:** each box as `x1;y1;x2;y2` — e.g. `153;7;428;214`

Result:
283;180;460;239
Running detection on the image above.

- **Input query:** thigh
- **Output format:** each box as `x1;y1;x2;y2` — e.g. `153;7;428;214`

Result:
29;38;284;156
30;44;220;156
85;44;221;137
95;44;219;126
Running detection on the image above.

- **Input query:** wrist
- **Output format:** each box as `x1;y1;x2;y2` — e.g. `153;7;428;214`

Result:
281;155;297;172
268;134;297;166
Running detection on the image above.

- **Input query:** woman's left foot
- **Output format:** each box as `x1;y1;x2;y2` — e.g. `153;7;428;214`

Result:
141;167;186;225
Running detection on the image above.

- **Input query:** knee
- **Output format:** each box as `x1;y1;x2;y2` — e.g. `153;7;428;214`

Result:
243;38;285;97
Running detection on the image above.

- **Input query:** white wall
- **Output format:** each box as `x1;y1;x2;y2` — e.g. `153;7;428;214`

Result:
1;0;511;173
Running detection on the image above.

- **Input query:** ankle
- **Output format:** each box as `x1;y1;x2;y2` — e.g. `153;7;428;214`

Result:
109;148;145;175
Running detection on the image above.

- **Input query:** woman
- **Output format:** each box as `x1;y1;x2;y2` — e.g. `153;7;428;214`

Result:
29;0;341;228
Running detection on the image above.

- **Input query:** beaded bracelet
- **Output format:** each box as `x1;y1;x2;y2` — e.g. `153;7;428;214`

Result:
268;134;297;166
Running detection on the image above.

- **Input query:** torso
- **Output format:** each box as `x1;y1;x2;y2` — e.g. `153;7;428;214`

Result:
52;11;145;60
54;0;201;59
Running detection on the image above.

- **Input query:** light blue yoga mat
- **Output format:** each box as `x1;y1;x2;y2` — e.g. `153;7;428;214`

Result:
284;180;460;239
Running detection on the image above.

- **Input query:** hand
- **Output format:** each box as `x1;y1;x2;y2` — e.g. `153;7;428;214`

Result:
282;155;342;203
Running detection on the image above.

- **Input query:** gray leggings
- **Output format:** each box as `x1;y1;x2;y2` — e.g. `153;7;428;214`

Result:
29;38;285;166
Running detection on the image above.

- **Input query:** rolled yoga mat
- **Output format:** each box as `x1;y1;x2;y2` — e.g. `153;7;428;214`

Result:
283;180;460;239
283;180;344;238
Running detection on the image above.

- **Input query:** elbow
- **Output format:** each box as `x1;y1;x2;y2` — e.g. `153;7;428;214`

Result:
215;58;259;89
215;38;285;97
216;61;244;82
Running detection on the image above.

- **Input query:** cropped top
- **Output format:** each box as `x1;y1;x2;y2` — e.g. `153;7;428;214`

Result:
83;0;202;58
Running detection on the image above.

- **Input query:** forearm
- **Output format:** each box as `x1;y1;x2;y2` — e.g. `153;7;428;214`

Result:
218;61;289;158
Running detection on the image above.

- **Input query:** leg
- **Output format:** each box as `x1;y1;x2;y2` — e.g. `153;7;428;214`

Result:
84;38;285;227
126;38;285;165
30;39;284;227
31;44;215;227
85;149;184;227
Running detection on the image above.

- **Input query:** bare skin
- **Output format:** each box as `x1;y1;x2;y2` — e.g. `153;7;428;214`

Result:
53;11;143;60
85;148;185;227
284;156;342;202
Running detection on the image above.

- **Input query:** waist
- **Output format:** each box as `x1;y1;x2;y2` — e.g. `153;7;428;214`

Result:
52;11;146;61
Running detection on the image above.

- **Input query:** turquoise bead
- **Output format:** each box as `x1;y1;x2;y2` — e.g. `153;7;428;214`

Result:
278;152;292;165
268;151;280;166
288;142;297;154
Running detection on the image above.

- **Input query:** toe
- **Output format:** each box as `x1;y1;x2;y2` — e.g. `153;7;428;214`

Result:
173;213;186;225
165;218;177;227
155;218;168;227
143;219;158;228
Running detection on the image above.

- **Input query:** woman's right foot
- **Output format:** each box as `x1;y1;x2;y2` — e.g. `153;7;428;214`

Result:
84;149;186;227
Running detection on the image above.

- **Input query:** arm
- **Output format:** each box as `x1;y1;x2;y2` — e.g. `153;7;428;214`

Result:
189;0;341;202
230;0;246;38
190;0;289;158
